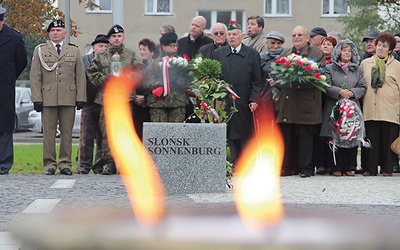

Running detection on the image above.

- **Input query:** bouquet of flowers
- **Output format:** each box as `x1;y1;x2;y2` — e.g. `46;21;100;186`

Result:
270;53;329;92
330;98;370;149
187;55;238;123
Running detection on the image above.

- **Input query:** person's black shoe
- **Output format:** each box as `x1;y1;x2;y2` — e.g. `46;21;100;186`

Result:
60;168;73;175
355;168;364;174
300;170;312;178
0;167;10;175
78;170;89;174
45;168;56;175
102;164;116;175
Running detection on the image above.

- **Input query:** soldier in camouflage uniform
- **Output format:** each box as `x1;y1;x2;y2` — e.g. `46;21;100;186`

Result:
145;32;191;122
87;24;142;175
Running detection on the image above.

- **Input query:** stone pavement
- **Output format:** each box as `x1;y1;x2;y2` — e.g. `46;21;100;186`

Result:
1;173;400;249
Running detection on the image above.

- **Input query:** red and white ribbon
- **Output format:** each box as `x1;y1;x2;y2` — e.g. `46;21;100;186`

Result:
200;101;220;123
161;57;171;97
225;86;240;99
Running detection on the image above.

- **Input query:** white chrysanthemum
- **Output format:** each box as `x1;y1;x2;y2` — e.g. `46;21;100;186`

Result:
311;63;318;69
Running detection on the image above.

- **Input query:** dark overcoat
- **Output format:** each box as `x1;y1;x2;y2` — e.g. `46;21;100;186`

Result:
275;43;326;124
177;33;213;59
213;44;262;140
0;24;27;131
320;62;367;137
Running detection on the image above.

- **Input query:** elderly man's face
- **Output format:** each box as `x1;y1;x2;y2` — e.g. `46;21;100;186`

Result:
292;27;309;50
309;35;323;47
49;27;66;43
365;39;376;54
211;24;227;46
93;43;108;54
227;29;243;48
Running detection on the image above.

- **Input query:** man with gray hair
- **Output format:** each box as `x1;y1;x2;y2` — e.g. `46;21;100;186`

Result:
198;22;228;58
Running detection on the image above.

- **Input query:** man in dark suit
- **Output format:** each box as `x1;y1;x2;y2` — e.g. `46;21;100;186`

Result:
275;25;326;178
213;20;262;165
30;20;86;175
177;15;213;59
198;22;228;59
78;34;109;174
0;7;27;175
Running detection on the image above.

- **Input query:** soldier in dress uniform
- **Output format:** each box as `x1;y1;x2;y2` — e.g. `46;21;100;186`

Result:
0;7;27;175
87;24;143;175
30;20;86;175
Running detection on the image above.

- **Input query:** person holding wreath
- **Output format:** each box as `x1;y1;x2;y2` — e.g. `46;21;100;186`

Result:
320;39;367;176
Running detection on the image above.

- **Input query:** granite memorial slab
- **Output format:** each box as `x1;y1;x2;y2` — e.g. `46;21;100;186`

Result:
143;122;226;195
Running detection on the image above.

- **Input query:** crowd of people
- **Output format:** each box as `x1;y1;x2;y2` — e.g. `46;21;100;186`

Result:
0;8;399;178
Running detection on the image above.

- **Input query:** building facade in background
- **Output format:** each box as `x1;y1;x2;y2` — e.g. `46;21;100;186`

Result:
58;0;348;55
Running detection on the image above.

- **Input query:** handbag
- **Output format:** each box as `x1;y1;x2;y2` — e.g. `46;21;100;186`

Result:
391;136;400;155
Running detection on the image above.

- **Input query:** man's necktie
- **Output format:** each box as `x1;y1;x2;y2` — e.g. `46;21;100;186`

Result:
233;49;237;54
56;44;61;55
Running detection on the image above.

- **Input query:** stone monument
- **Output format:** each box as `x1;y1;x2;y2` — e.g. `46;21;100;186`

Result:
143;122;226;195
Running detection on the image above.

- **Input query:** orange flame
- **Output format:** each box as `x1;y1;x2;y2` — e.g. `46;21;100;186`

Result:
103;68;166;227
233;108;284;231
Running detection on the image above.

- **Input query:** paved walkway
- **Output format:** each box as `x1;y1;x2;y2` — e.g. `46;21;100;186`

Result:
1;173;400;249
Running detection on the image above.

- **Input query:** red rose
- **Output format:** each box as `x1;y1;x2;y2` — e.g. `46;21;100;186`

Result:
314;72;321;78
183;54;190;61
285;61;291;67
296;60;303;66
305;65;312;72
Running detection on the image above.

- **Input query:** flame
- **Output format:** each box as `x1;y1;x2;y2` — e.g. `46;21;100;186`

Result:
233;107;284;231
103;68;166;227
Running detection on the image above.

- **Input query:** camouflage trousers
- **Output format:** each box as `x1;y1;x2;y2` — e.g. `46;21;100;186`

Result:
99;108;114;163
149;107;186;122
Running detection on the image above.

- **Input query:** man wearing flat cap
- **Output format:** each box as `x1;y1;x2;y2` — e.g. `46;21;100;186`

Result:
87;24;142;175
212;20;262;166
360;31;379;62
30;19;86;175
78;34;109;175
145;32;192;123
309;26;327;47
0;7;27;175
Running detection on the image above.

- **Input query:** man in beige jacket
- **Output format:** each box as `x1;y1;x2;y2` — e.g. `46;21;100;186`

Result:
30;20;86;175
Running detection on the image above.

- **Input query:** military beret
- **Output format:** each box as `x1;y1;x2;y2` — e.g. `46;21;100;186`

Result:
91;34;109;46
0;7;6;20
47;20;65;32
107;24;124;38
159;32;178;46
227;20;242;31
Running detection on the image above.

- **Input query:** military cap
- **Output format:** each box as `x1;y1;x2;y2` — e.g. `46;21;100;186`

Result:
159;32;178;46
47;20;65;32
107;24;124;38
227;20;242;31
309;27;327;37
91;34;109;46
0;7;6;20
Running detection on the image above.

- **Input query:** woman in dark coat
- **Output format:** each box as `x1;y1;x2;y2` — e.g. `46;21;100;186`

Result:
320;39;367;176
0;8;27;175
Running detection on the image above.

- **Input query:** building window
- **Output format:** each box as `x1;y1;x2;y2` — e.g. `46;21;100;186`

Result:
198;10;244;33
264;0;291;16
322;0;348;16
146;0;171;15
86;0;112;13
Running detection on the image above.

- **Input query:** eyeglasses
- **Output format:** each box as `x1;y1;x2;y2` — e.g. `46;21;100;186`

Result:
167;43;179;48
213;32;225;36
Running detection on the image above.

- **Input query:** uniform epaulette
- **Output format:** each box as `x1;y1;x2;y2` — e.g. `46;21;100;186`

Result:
68;43;78;47
34;43;47;49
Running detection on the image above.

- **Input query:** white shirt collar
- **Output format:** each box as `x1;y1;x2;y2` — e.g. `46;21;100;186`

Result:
52;41;64;48
231;43;242;53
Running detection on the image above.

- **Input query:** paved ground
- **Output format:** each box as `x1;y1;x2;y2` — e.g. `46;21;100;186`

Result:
1;173;400;249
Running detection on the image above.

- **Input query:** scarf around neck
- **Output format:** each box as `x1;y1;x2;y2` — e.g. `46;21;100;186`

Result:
371;55;388;91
